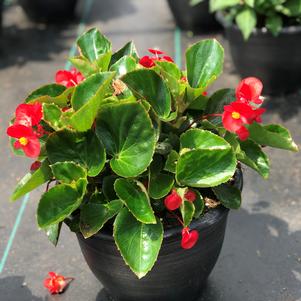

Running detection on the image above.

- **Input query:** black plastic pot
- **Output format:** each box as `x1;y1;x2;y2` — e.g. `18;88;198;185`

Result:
220;15;301;95
19;0;77;23
77;171;243;301
167;0;221;33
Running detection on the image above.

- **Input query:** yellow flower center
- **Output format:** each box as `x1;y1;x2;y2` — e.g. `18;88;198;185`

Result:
231;111;241;119
19;137;28;146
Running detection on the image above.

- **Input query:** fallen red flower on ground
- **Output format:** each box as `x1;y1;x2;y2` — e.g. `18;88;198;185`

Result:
44;272;73;295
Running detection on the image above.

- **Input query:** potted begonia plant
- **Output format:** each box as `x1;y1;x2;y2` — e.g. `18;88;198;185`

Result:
7;28;298;301
19;0;78;23
210;0;301;95
167;0;220;32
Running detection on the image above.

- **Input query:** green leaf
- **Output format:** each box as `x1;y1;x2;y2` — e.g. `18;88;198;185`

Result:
110;41;139;66
205;88;235;114
113;208;163;279
212;183;242;209
176;129;237;187
122;69;172;120
37;181;86;228
50;162;87;183
45;223;62;246
102;175;118;200
11;160;53;201
149;173;174;200
236;7;257;40
284;0;301;16
266;14;283;36
164;150;179;173
186;39;224;89
238;139;270;179
248;123;298;152
77;28;111;62
69;72;115;132
25;84;66;103
96;102;156;177
110;56;137;78
191;190;205;218
80;199;123;238
210;0;240;12
46;129;106;177
95;51;112;72
114;179;156;224
69;56;97;77
180;201;195;227
42;103;63;130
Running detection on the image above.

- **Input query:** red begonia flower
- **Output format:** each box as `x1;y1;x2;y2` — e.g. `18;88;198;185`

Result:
7;124;40;158
184;190;197;203
251;107;266;123
161;55;174;63
236;77;263;104
202;91;208;96
181;227;199;249
55;68;84;88
44;272;69;295
236;126;249;141
164;189;183;211
15;103;43;127
139;56;155;68
148;48;165;55
30;161;41;172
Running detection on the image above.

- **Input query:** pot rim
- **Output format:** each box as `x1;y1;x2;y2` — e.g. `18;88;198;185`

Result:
216;11;301;35
84;206;229;242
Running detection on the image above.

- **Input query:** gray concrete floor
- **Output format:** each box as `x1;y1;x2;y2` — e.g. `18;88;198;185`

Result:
0;1;300;301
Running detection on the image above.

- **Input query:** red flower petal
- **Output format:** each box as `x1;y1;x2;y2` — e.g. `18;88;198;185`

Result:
148;48;165;55
22;136;41;158
162;55;174;63
181;227;199;249
44;272;68;295
222;111;243;132
7;124;34;139
236;77;263;104
15;103;42;126
236;126;249;141
184;190;197;203
55;69;84;88
164;190;183;210
139;56;155;68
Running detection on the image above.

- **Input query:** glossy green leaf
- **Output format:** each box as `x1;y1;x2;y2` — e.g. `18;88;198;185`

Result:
69;56;97;77
248;123;298;152
42;103;63;130
191;190;205;218
114;179;156;224
186;39;224;89
212;183;242;209
180;201;195;227
69;72;115;131
77;28;111;62
236;7;257;40
50;162;87;183
176;129;236;187
110;41;139;66
45;223;62;246
11;160;53;201
96;102;156;177
266;14;283;36
110;56;137;78
122;69;172;120
113;208;163;279
164;150;179;173
210;0;240;11
284;0;301;16
80;200;123;238
37;181;86;228
95;51;112;72
149;172;174;199
25;84;66;103
46;129;106;177
102;175;118;200
238;139;270;179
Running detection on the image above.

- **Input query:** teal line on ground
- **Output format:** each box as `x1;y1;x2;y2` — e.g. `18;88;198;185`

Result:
0;194;29;273
174;27;182;68
0;0;95;275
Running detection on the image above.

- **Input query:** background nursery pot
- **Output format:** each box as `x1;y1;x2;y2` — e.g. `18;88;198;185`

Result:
77;171;243;301
19;0;78;23
219;16;301;95
167;0;220;32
